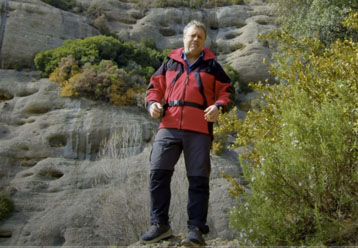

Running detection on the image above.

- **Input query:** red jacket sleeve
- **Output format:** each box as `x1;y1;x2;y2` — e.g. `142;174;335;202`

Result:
145;62;167;109
213;62;235;112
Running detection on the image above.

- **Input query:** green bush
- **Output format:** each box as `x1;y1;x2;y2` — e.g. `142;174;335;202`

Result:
218;12;358;245
0;195;14;221
35;35;166;78
86;2;105;18
269;0;358;45
85;3;115;36
51;58;147;106
81;0;244;9
266;0;358;88
223;64;251;100
41;0;77;11
35;35;168;106
35;36;121;77
134;0;244;8
213;65;247;155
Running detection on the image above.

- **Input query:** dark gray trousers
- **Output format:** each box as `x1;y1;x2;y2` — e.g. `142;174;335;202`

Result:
149;128;211;233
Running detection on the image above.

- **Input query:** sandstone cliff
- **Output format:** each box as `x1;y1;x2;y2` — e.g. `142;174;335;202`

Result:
0;0;276;245
0;0;276;84
0;70;245;246
0;0;99;69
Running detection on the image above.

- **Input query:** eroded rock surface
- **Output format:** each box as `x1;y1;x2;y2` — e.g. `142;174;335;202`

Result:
0;70;243;246
0;0;276;84
0;0;99;69
0;1;273;245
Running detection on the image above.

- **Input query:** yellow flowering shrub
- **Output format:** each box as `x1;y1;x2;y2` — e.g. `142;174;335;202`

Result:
219;12;358;245
50;58;145;106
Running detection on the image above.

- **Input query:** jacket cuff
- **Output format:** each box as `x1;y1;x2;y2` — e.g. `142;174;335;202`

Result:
147;101;157;113
214;102;223;110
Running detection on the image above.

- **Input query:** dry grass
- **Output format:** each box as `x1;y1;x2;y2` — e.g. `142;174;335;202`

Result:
95;124;189;245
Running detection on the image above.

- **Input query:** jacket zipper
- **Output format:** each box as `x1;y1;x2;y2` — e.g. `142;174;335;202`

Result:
167;71;180;104
180;74;189;129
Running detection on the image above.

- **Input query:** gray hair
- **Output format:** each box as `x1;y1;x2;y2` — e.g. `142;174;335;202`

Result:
183;20;207;39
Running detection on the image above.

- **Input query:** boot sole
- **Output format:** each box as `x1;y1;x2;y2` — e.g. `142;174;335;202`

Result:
181;239;205;247
140;229;173;244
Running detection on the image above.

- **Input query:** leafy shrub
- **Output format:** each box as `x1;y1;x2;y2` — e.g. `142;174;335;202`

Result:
213;106;241;156
133;0;244;8
140;38;157;50
93;15;110;35
266;0;358;90
114;41;165;71
52;59;146;106
35;36;121;77
213;65;247;155
35;35;168;106
49;55;80;83
224;64;251;99
0;195;14;221
219;12;358;245
35;35;165;78
41;0;77;11
269;0;358;45
86;2;105;19
85;2;114;36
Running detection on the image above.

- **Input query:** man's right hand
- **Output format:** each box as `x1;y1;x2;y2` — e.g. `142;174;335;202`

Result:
149;102;163;119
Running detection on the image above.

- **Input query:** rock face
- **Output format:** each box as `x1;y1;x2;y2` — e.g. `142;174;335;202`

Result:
0;0;276;84
123;2;276;84
0;0;274;245
0;0;99;69
0;69;244;246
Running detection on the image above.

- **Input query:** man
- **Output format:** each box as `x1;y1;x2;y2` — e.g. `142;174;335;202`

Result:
140;20;234;246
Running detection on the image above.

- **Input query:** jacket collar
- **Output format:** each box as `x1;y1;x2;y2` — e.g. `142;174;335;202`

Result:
168;47;216;63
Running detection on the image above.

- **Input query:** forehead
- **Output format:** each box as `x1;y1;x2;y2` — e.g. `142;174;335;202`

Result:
184;25;206;37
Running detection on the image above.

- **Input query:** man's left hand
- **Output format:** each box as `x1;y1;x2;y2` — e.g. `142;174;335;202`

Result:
204;105;219;122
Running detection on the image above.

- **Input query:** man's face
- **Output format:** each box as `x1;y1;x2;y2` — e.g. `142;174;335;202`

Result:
183;25;206;58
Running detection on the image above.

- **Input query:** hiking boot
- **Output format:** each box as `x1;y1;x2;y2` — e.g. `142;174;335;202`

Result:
140;223;173;244
181;226;205;246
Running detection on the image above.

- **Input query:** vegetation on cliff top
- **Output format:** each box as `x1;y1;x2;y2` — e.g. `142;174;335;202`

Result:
269;0;358;45
34;35;243;108
121;0;248;8
0;194;14;221
34;35;169;106
216;0;358;245
40;0;250;14
41;0;83;12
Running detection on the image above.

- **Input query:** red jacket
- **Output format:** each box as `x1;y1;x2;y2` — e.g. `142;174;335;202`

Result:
146;47;234;135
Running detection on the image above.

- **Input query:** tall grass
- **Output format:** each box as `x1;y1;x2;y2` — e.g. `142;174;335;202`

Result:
96;124;189;245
